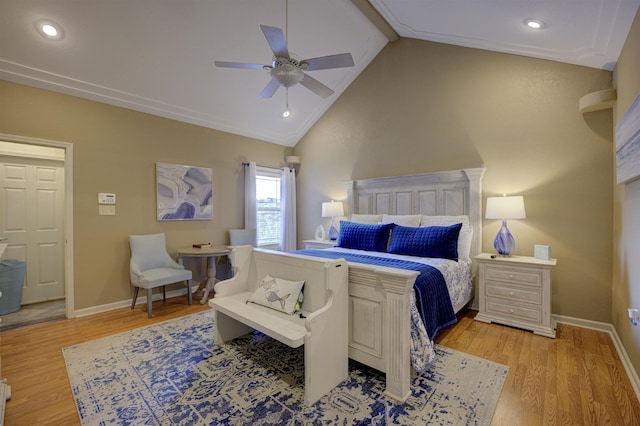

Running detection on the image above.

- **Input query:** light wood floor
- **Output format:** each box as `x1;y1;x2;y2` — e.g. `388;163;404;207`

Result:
436;311;640;425
1;298;638;425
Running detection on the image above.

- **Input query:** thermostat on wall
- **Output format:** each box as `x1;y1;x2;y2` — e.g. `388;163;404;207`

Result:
98;193;116;204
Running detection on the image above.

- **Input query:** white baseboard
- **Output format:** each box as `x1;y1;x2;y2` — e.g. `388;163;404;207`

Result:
74;287;195;318
554;314;640;403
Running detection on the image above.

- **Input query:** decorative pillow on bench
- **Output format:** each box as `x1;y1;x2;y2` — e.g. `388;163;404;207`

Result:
247;275;305;315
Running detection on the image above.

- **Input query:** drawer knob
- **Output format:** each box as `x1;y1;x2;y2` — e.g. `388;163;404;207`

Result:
509;291;515;296
509;274;515;279
509;309;514;313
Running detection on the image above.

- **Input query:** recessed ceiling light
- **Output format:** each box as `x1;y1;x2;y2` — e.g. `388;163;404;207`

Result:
42;24;58;37
35;20;64;40
524;19;546;30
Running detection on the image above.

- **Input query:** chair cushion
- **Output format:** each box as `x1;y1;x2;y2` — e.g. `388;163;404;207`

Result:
136;267;192;288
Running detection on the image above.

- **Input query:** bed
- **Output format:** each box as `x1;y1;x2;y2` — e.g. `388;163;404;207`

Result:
296;167;486;402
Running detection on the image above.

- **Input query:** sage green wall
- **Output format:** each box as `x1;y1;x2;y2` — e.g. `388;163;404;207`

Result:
613;8;640;376
294;38;614;323
0;80;291;311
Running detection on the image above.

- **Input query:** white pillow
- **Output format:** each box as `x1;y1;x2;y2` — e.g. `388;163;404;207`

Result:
350;214;382;224
247;275;305;315
381;214;421;227
457;227;473;260
420;215;470;227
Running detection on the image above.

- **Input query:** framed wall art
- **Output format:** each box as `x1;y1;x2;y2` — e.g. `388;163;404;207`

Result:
156;162;213;221
616;93;640;184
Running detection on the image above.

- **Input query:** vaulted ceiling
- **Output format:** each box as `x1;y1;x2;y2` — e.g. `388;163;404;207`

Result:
1;0;638;147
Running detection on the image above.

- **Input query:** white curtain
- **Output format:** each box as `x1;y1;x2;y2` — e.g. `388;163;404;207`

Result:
280;167;297;252
243;162;257;231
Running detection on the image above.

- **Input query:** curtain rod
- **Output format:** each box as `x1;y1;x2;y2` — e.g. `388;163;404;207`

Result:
242;162;283;170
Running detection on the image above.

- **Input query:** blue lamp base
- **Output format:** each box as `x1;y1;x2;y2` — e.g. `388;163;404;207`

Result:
494;220;516;255
327;218;339;241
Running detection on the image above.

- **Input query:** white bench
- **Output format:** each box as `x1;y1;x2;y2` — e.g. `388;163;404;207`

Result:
208;246;348;406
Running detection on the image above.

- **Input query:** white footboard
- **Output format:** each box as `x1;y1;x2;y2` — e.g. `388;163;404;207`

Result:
347;264;419;402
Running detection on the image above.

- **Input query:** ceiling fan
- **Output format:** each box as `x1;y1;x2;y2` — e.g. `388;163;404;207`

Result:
215;24;354;99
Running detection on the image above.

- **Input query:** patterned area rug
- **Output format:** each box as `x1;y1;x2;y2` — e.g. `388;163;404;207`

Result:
63;310;508;425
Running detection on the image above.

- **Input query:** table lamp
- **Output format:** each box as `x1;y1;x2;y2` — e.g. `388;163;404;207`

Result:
322;200;344;241
485;195;526;256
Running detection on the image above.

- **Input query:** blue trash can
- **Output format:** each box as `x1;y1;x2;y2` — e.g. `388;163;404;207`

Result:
0;259;26;315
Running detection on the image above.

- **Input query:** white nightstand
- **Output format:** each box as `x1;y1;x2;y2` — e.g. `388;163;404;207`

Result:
303;240;336;249
474;253;557;338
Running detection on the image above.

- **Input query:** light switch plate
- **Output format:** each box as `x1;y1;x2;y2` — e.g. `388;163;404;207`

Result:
99;205;116;215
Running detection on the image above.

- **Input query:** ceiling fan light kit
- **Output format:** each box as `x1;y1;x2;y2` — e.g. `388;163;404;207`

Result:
270;57;304;87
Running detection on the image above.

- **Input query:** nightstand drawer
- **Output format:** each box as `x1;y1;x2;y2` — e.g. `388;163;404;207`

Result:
485;282;542;305
485;267;541;287
486;300;542;323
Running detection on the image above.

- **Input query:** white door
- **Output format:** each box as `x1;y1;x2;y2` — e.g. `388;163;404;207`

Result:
0;155;65;304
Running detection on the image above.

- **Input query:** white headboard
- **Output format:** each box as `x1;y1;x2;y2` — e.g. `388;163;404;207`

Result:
343;167;486;258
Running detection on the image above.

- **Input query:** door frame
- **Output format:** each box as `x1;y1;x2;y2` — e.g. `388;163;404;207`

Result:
0;133;74;319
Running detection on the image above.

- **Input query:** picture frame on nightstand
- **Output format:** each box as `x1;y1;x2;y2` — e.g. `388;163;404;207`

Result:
534;244;551;260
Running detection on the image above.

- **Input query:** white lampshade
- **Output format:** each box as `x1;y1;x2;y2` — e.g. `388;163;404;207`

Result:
322;201;344;218
485;195;526;219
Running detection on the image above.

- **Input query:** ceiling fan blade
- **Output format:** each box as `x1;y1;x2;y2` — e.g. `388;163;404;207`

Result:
260;25;289;59
214;61;266;70
259;78;281;99
303;53;355;71
299;73;334;99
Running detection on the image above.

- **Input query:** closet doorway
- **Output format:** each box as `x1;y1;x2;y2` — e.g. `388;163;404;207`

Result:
0;134;74;325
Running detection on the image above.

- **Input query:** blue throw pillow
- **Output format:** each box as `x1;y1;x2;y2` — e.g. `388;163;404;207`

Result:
337;221;393;252
387;223;462;260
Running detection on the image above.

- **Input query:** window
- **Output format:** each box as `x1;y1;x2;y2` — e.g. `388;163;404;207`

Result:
255;167;281;247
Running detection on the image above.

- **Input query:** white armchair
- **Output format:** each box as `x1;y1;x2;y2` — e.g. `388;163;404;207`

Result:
229;228;257;247
129;233;193;318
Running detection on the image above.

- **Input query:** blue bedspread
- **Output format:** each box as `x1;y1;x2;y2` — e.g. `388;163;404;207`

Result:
294;249;457;340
